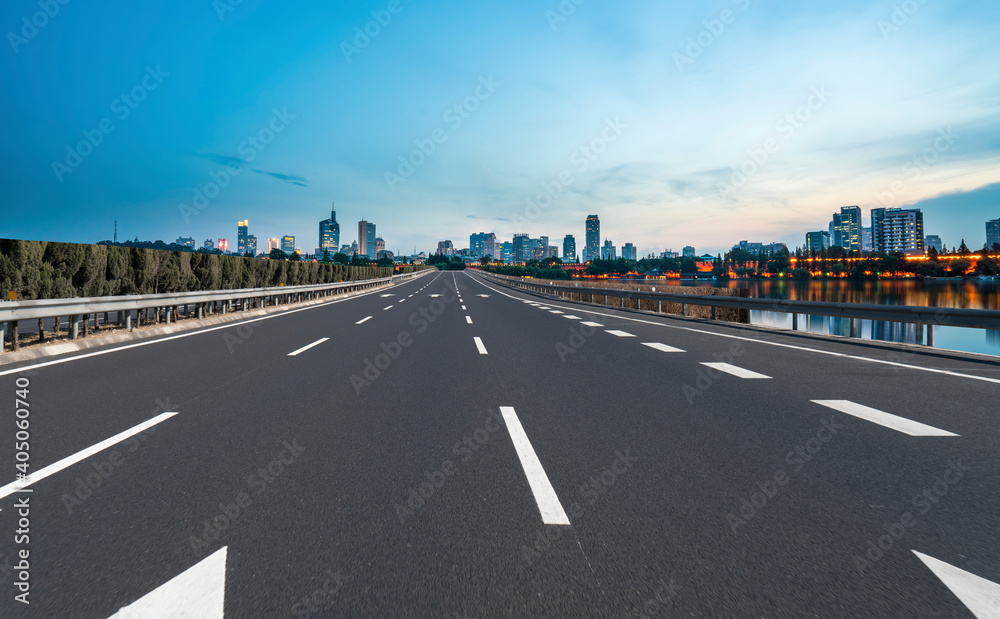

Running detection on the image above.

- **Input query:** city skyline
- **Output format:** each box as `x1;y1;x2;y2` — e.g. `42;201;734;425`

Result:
2;2;999;256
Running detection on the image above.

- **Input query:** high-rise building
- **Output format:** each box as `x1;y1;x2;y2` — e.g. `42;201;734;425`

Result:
375;237;385;256
925;235;943;253
470;232;496;258
281;235;295;253
682;246;696;258
862;227;873;253
585;215;600;262
602;239;616;260
436;240;454;256
830;206;862;251
872;208;924;254
806;231;830;253
563;235;576;262
204;239;214;250
500;242;513;263
987;219;1000;250
218;239;229;253
358;220;376;259
237;220;249;254
622;243;637;261
319;207;340;255
176;237;195;248
512;234;530;262
483;239;503;260
267;238;280;252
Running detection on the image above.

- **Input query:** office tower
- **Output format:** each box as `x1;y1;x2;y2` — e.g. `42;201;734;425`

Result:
683;246;696;258
483;239;503;260
500;242;513;263
585;215;600;262
563;235;576;262
237;220;249;254
602;239;616;260
218;239;229;253
436;240;454;256
246;235;257;256
281;235;295;253
204;239;214;250
513;234;530;262
319;207;340;255
925;235;943;253
806;231;830;253
350;241;359;256
470;232;495;258
622;243;637;261
988;219;1000;249
871;208;924;254
375;237;385;255
830;206;862;251
862;227;873;253
358;220;377;259
176;237;195;248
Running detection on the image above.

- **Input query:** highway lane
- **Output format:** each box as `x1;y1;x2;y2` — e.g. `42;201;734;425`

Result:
0;267;997;617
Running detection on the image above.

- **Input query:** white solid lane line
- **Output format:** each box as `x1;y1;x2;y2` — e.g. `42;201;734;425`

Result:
912;551;1000;618
383;305;394;310
642;342;685;353
356;316;372;324
499;407;571;526
812;400;958;436
466;316;473;324
0;412;178;500
474;337;488;354
581;321;604;327
606;330;635;337
701;362;771;379
288;337;330;356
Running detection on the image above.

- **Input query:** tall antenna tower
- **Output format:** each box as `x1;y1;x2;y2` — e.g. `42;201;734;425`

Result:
114;220;118;243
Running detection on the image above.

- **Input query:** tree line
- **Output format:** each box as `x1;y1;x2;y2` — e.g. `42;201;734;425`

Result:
0;239;425;300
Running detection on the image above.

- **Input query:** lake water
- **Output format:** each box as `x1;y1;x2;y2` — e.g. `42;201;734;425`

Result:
655;279;1000;357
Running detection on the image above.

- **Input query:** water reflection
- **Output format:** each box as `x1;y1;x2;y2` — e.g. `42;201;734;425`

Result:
672;279;1000;356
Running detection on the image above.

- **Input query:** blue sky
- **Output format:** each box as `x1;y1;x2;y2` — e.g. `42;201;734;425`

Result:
1;0;998;256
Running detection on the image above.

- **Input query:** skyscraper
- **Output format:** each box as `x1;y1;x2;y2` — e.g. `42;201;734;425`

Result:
925;235;943;253
470;232;495;257
358;220;376;259
237;220;249;255
683;246;696;258
622;243;637;261
585;215;600;262
806;231;830;253
281;236;295;253
319;207;340;256
871;208;924;254
831;206;862;251
375;237;385;255
246;235;257;256
987;218;1000;250
602;239;616;260
512;233;530;262
563;235;576;262
267;238;279;252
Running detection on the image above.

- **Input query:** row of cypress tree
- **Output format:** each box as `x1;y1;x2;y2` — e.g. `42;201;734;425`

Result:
0;239;422;300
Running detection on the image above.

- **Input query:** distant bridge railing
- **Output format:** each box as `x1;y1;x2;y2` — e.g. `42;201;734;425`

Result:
0;269;431;353
476;271;1000;348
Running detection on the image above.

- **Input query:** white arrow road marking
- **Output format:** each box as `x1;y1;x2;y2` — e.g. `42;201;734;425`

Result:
913;551;1000;618
108;546;227;618
812;400;957;437
0;412;178;499
500;407;570;526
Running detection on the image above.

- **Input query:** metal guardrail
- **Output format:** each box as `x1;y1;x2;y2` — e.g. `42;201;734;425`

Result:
476;271;1000;347
0;269;431;353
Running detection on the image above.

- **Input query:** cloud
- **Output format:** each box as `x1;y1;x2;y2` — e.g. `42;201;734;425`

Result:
192;152;245;167
251;169;310;187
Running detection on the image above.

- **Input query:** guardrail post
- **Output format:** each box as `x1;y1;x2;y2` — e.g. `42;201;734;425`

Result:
10;321;18;351
711;306;716;321
37;318;45;343
83;314;89;338
792;313;798;331
681;303;686;317
126;311;132;331
0;322;5;354
926;324;935;347
70;316;79;340
849;319;857;339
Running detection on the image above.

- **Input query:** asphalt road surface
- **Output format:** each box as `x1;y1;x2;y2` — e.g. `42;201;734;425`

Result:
1;269;998;617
